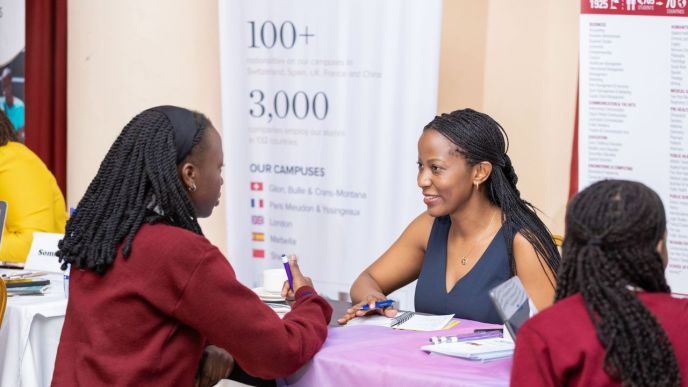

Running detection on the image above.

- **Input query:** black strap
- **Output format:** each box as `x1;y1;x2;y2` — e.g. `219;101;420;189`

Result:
150;105;198;163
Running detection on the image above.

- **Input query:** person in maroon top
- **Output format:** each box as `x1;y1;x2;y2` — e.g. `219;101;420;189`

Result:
511;180;688;386
52;106;332;387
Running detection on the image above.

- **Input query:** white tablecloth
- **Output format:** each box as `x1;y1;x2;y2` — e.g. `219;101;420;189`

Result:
0;272;67;387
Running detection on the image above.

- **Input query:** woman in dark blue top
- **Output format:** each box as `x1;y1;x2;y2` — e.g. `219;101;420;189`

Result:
339;109;561;325
415;216;512;323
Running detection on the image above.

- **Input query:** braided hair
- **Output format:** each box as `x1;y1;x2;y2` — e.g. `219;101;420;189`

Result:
57;107;212;273
0;109;17;145
424;108;560;285
557;179;679;386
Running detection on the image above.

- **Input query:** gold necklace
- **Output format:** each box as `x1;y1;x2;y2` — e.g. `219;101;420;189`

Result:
458;211;498;266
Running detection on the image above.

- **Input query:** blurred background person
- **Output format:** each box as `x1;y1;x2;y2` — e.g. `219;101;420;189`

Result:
0;67;25;142
0;109;66;264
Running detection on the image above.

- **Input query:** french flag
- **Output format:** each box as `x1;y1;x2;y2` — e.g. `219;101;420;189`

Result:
251;198;264;208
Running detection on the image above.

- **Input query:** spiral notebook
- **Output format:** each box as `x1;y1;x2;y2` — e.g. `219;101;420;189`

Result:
345;311;455;331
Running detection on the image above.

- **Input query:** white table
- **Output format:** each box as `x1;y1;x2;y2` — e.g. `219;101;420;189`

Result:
0;272;67;387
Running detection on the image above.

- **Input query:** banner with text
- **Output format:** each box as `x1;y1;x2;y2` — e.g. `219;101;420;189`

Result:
218;0;442;306
579;0;688;295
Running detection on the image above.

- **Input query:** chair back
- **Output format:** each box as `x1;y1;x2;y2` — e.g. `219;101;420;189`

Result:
552;234;564;256
0;279;7;328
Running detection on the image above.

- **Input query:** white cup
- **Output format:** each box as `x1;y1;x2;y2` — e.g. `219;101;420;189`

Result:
263;269;287;293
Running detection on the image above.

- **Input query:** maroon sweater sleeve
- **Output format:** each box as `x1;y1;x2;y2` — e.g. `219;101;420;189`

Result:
511;324;559;387
172;245;332;379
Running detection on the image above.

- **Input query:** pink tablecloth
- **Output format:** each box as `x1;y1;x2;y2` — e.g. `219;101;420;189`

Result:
285;319;512;387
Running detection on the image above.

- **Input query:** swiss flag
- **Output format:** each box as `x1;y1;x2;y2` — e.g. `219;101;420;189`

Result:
250;181;263;191
252;249;265;258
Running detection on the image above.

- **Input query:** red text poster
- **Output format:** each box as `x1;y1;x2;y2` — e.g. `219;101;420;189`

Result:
579;0;688;295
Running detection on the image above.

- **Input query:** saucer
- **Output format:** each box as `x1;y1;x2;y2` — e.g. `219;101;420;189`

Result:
253;286;283;294
252;287;286;301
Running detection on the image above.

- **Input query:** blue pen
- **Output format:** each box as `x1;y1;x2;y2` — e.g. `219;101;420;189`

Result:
281;254;294;290
359;299;395;311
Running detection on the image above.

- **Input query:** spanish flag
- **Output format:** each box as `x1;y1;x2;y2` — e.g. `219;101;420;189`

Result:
252;232;265;241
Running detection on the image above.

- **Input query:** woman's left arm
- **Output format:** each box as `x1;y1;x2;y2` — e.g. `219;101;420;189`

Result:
513;233;556;311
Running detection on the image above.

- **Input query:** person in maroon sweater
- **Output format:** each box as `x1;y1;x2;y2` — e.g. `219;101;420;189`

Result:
511;180;688;386
52;106;332;387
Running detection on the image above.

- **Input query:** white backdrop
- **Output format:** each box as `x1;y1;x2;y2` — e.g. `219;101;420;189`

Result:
0;0;24;66
218;0;442;307
578;0;688;295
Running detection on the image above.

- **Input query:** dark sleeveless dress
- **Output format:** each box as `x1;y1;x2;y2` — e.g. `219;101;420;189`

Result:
414;216;512;324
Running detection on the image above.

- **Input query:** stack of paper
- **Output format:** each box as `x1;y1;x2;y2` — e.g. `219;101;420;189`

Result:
4;278;51;296
265;302;291;319
421;338;514;361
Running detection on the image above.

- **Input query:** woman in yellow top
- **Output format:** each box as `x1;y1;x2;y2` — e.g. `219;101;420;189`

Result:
0;110;66;263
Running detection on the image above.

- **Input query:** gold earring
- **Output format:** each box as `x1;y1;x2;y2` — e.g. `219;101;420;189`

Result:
474;182;480;190
188;183;197;192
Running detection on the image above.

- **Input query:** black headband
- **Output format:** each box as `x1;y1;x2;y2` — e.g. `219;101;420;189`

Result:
150;105;198;164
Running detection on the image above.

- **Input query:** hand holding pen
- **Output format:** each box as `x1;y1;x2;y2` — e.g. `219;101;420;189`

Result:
280;255;313;304
359;299;395;311
337;293;398;325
